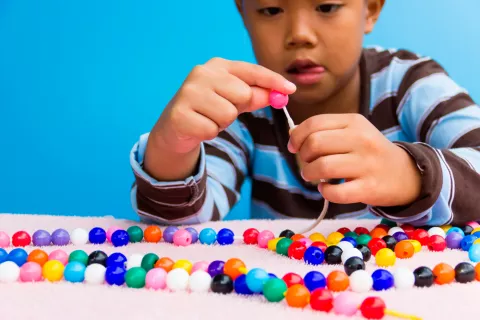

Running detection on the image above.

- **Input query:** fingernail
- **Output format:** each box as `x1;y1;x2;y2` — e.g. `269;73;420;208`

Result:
284;81;296;92
287;140;295;153
301;170;308;181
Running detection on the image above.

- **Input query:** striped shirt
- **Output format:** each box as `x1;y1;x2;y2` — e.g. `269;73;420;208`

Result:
130;47;480;227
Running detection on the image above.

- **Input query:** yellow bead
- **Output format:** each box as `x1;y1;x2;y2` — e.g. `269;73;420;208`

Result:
172;259;193;274
42;260;65;282
268;237;284;251
309;233;326;243
375;248;396;267
473;227;480;234
474;239;480;245
326;232;344;246
408;240;422;253
440;225;452;233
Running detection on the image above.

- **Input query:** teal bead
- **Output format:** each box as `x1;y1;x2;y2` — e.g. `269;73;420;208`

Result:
380;218;397;228
127;226;143;243
125;267;147;288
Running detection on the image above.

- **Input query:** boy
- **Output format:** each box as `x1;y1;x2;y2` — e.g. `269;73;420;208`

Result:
129;0;480;226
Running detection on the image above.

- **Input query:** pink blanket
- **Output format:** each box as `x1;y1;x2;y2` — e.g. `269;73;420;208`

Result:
0;213;477;320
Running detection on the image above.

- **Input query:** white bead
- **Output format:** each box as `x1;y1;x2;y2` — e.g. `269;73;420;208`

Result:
188;270;211;293
166;268;189;291
84;264;106;285
428;227;446;238
70;228;89;245
336;241;354;252
0;261;20;283
341;248;363;264
127;254;144;269
393;267;415;289
349;270;373;293
388;227;404;236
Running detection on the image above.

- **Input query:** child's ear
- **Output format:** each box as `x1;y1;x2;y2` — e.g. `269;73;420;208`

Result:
365;0;385;34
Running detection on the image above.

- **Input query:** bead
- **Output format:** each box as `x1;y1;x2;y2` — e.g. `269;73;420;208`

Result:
474;239;480;245
191;261;209;273
285;284;310;308
211;274;234;294
324;246;343;265
141;253;159;272
243;228;259;245
326;270;349;292
199;228;217;245
412;229;429;246
106;252;127;268
288;241;307;260
246;268;269;293
27;249;48;266
337;227;350;235
375;224;390;232
413;266;434;287
20;261;43;282
303;246;324;265
8;248;28;267
473;227;480;234
188;270;211;293
125;267;147;288
89;227;106;244
279;229;295;238
310;288;333;312
290;234;305;242
393;267;415;289
333;292;362;316
461;225;474;236
461;235;477;251
428;235;447;252
84;264;106;285
344;257;365;276
408;239;422;253
126;254;143;269
32;229;52;246
392;232;409;242
223;258;246;280
51;228;70;246
12;231;31;247
357;234;372;246
336;240;354;252
0;231;10;248
48;249;68;266
69;249;89;266
360;296;386;320
394;240;414;259
87;250;108;267
387;226;404;236
105;265;126;286
433;263;455;285
106;226;121;242
111;230;129;247
440;225;452;233
276;238;293;256
0;261;20;283
341;247;363;264
354;227;370;235
64;261;86;283
217;228;234;245
162;226;178;243
311;241;327;252
375;248;396;267
298;238;313;247
173;259;193;274
467;221;480;229
42;260;65;282
208;260;225;277
144;226;162;243
469;244;480;262
370;228;387;239
381;218;397;227
372;269;394;291
282;272;304;287
349;270;373;293
257;230;275;248
309;232;327;242
326;232;344;245
304;271;326;291
446;231;463;249
382;235;397;250
269;90;289;109
154;257;174;272
234;274;254;295
268;237;283;251
476;263;480;281
70;228;88;245
401;224;416;238
428;227;446;238
145;268;167;290
0;248;6;263
185;227;199;244
455;262;476;283
344;232;358;240
263;278;288;302
127;226;144;243
368;238;387;256
447;227;465;236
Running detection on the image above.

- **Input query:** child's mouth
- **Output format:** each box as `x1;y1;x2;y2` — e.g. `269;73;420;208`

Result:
286;59;325;85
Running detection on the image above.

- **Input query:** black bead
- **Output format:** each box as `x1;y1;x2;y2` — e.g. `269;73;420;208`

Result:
461;225;473;236
455;262;475;283
211;274;234;294
356;244;372;262
413;266;434;287
324;246;343;265
344;257;365;276
382;235;397;251
279;229;295;238
87;250;108;267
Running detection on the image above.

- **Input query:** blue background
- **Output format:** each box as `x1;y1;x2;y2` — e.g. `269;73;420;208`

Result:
1;1;479;221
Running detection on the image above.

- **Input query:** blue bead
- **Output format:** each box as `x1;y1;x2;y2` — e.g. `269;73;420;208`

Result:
217;228;234;245
107;252;127;268
469;244;480;262
105;265;126;286
7;248;28;267
461;235;478;251
111;230;129;247
473;231;480;238
234;274;254;295
89;227;106;244
341;237;357;247
246;268;269;293
303;246;324;265
371;269;394;291
199;228;217;245
304;271;326;291
393;232;409;242
0;248;7;263
268;273;278;279
447;227;465;237
186;227;199;244
64;262;86;283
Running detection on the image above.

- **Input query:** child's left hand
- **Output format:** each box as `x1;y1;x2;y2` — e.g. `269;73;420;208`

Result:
288;114;422;207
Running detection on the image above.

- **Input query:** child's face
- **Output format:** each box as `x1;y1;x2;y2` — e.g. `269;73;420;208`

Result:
237;0;384;104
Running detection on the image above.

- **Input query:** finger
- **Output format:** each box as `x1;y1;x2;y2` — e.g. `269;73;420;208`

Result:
212;71;253;110
175;109;219;141
318;179;365;204
191;91;239;130
301;154;362;182
297;129;354;163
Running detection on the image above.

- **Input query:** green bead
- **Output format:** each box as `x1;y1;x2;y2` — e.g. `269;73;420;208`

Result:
127;226;144;243
68;250;89;265
263;278;287;302
380;218;397;228
276;238;293;256
125;267;147;288
357;234;372;246
141;253;159;272
344;231;358;240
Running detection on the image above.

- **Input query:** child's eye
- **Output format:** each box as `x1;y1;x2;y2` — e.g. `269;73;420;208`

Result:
316;4;342;14
257;7;283;17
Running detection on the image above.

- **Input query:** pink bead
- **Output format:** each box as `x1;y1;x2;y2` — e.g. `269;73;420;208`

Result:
20;262;43;282
333;292;361;316
48;249;68;265
257;230;275;249
145;268;167;290
0;231;10;248
269;90;289;109
191;261;209;273
298;238;313;247
173;229;192;246
106;226;121;243
467;221;480;229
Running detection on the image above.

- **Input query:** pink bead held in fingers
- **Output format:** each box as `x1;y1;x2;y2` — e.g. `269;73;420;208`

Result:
269;90;289;109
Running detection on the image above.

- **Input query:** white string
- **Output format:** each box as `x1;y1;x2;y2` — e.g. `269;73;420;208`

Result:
282;107;296;130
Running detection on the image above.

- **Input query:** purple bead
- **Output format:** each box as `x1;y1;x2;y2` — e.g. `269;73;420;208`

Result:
446;231;463;249
163;226;178;243
186;227;198;244
393;232;409;242
51;228;70;246
208;260;225;277
32;230;51;246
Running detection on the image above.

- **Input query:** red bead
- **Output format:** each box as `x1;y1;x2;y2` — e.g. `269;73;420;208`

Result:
310;288;334;312
287;241;307;260
360;297;386;319
401;224;415;239
367;238;387;256
375;224;390;232
12;231;31;247
413;229;429;246
282;272;304;287
337;227;350;235
354;227;370;235
311;241;327;252
243;228;259;245
427;235;446;252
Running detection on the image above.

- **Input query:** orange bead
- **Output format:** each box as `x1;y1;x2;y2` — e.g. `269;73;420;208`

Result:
27;249;49;266
154;257;174;272
475;263;480;281
394;241;415;259
433;263;455;285
370;228;387;239
291;234;305;242
285;284;310;308
326;270;349;292
144;226;162;243
223;258;246;280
